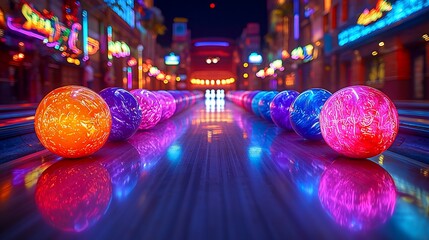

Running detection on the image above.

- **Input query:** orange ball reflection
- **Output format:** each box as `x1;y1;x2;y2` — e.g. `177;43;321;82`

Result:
35;159;112;232
35;86;112;158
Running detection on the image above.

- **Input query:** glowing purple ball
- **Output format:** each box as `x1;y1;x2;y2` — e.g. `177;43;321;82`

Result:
269;90;300;130
130;89;162;130
99;88;142;141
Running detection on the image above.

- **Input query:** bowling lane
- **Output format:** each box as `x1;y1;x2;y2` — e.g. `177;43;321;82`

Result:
0;99;429;239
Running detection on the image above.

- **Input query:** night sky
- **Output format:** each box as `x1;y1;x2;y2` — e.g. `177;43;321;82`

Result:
154;0;268;47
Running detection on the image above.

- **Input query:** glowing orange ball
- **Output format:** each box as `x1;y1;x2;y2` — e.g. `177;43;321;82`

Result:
35;86;112;158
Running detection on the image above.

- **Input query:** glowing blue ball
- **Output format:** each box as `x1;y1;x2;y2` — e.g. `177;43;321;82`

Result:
290;88;332;140
251;91;267;117
99;87;142;141
270;90;300;130
258;91;278;122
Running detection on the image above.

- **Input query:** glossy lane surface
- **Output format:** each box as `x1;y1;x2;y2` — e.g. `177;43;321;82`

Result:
0;100;428;239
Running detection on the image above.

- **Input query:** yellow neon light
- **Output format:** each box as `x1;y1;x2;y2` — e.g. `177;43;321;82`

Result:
357;0;392;26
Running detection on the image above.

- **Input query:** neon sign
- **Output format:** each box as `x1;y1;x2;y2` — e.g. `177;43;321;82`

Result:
291;44;314;62
164;53;180;65
339;0;429;46
248;52;262;64
357;0;392;26
104;0;135;28
87;38;99;55
107;26;130;59
7;3;81;55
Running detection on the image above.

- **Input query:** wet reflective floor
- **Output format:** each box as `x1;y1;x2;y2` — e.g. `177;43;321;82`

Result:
0;100;429;240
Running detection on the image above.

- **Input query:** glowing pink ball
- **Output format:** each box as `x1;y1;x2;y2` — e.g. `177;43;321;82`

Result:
155;91;176;121
320;86;398;158
130;89;162;130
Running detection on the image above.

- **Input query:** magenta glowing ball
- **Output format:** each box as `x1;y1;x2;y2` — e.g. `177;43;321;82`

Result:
319;85;399;158
130;89;162;130
156;91;176;121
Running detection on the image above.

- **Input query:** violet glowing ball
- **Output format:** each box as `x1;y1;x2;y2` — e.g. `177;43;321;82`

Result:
99;88;142;141
130;89;162;130
290;88;332;140
318;158;396;231
258;91;278;122
269;90;300;130
319;85;399;158
156;90;177;121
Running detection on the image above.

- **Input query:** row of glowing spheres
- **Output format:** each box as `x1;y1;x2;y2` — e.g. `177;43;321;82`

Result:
34;86;203;158
227;85;399;159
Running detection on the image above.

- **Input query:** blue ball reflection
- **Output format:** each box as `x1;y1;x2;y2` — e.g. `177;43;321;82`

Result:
290;88;332;140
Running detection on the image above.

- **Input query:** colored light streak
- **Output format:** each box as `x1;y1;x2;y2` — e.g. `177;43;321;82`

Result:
107;26;113;60
294;0;300;40
338;0;429;46
194;41;229;47
138;45;143;89
127;67;132;89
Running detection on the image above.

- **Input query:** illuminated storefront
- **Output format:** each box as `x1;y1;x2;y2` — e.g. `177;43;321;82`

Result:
331;0;429;100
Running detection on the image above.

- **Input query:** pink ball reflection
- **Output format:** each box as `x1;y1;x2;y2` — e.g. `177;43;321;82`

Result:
130;89;162;130
320;85;398;158
318;158;396;231
35;159;112;232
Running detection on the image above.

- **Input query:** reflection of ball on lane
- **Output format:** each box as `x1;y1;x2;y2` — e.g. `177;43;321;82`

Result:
35;159;112;232
318;158;396;231
269;90;300;130
290;88;332;140
35;86;112;158
99;87;142;141
130;89;162;130
319;85;398;158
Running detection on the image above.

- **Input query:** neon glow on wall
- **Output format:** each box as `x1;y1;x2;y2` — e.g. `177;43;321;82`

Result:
338;0;429;46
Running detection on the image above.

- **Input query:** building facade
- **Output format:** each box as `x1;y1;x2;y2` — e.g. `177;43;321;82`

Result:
0;0;164;104
264;0;429;100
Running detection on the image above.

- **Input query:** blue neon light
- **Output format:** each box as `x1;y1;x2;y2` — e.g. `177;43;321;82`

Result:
338;0;429;46
194;41;229;47
294;0;299;40
104;0;135;28
82;10;88;60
